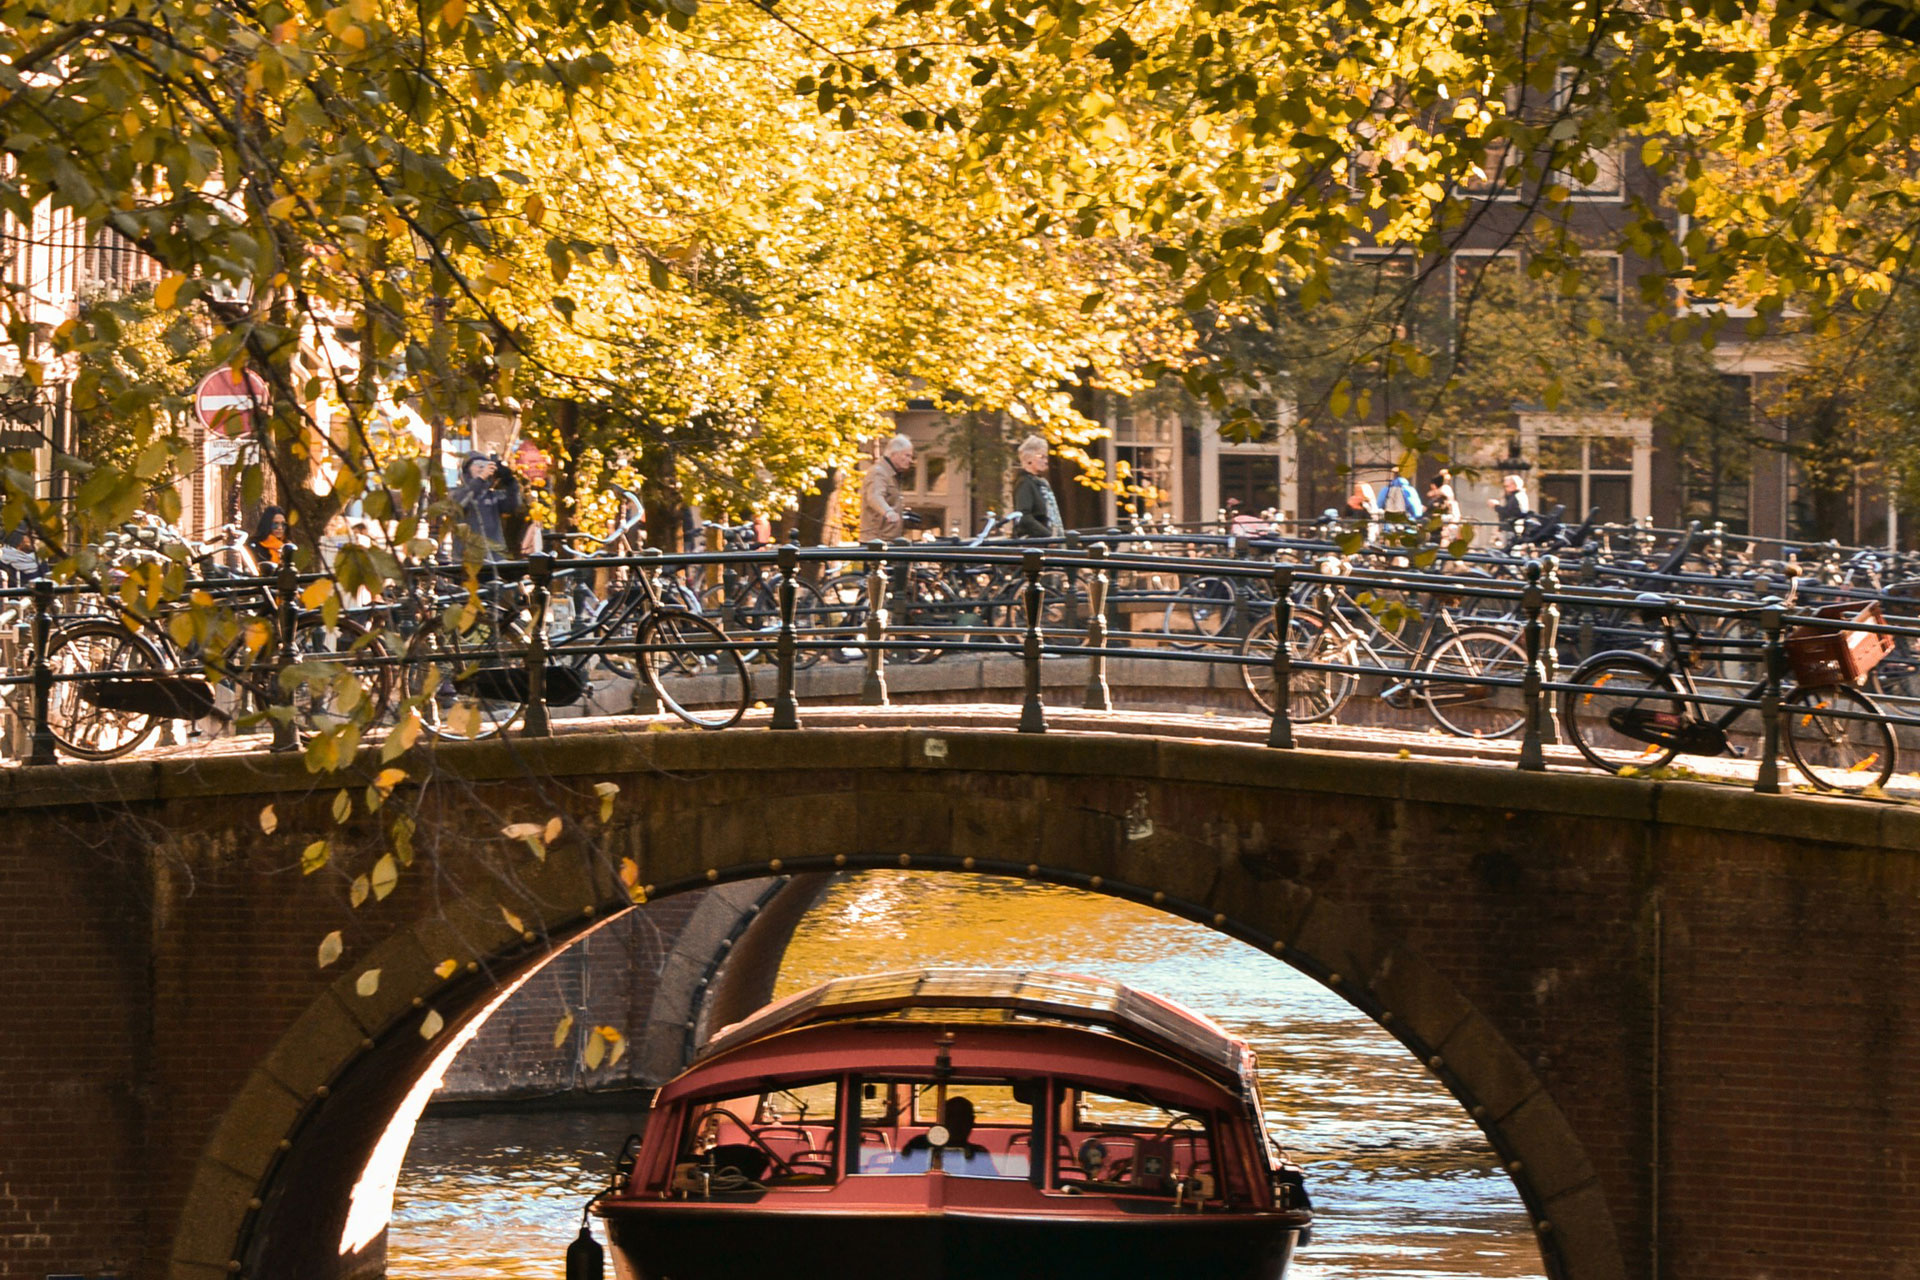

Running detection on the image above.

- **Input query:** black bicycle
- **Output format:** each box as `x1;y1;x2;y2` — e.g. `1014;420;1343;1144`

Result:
1558;593;1896;792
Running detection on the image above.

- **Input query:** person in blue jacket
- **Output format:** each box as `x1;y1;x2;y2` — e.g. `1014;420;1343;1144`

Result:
1379;474;1424;521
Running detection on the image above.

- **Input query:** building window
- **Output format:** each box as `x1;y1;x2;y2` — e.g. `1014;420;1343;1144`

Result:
898;452;949;534
1449;250;1521;325
1575;253;1623;321
1347;426;1406;498
1536;433;1637;523
1113;414;1175;517
1680;374;1753;535
1218;454;1282;513
1549;69;1624;200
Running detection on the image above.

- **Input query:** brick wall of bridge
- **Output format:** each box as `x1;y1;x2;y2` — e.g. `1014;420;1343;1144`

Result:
1;728;1918;1280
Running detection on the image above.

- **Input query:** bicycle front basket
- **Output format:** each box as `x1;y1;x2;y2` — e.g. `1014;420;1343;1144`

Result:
1785;601;1893;687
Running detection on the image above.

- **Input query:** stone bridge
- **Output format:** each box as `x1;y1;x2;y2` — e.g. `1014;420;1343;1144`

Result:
4;710;1919;1280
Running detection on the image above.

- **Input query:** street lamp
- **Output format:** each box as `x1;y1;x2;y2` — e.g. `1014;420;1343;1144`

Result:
1494;437;1533;477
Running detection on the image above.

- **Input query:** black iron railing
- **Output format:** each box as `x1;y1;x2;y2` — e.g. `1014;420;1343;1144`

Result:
0;536;1914;798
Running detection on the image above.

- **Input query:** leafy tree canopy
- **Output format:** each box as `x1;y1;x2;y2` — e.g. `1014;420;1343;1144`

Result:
3;0;1919;764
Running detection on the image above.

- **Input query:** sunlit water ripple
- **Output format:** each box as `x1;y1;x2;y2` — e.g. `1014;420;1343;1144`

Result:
391;872;1545;1278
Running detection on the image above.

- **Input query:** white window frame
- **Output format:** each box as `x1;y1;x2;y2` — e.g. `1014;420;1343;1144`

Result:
1519;413;1652;520
1200;402;1297;523
1548;69;1625;202
1449;249;1522;324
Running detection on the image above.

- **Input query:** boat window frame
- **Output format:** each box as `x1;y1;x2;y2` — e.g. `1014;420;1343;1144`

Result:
846;1071;1053;1182
661;1073;849;1193
1046;1075;1233;1203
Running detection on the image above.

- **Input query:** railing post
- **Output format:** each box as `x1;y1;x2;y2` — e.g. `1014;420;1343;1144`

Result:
523;552;553;737
1267;566;1295;749
861;542;890;707
1576;544;1598;660
1082;544;1112;711
27;577;56;765
1518;559;1548;772
271;559;300;752
1229;535;1257;640
1755;602;1785;794
1019;549;1047;734
1538;554;1562;745
771;542;802;730
629;549;662;716
1105;544;1128;649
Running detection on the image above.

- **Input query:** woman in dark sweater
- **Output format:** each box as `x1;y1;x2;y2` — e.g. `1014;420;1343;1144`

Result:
1010;434;1064;538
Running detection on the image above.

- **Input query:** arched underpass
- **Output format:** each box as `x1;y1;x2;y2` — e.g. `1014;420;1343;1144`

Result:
391;865;1547;1274
5;722;1918;1280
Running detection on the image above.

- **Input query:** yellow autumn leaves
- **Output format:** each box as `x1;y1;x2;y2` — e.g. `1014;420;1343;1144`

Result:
553;1011;628;1069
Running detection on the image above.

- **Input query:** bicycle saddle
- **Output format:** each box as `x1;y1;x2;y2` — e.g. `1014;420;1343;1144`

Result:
1634;592;1673;625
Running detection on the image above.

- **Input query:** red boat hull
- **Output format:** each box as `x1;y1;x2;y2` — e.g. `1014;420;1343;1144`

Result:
600;1204;1304;1280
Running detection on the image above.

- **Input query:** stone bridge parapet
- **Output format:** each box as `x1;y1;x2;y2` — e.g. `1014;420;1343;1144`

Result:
2;715;1916;1280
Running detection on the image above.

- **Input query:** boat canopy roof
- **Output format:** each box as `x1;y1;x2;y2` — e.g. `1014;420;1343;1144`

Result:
700;968;1259;1096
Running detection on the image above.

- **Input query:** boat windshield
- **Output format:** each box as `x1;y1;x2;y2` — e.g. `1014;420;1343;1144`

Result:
853;1075;1220;1199
855;1077;1039;1179
663;1074;1228;1201
1060;1081;1220;1199
677;1078;841;1188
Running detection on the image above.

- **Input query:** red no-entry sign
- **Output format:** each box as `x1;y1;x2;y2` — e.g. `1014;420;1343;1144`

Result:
194;367;270;437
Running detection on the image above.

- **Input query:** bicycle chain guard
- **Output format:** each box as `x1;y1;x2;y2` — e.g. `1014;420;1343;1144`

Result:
1605;706;1728;755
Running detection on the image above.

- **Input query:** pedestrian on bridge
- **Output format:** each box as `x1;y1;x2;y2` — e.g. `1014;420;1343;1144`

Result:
861;434;915;542
1011;434;1065;539
451;452;526;560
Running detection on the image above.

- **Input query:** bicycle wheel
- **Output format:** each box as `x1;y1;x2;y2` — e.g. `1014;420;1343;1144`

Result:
721;578;826;669
42;618;167;759
1559;652;1684;774
1783;684;1896;792
403;602;527;741
642;610;748;728
291;616;395;732
1241;609;1357;723
1420;627;1529;739
816;572;871;663
897;575;960;664
225;615;395;735
1163;577;1237;649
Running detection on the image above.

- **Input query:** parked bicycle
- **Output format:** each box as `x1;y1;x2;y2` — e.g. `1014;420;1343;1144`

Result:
1557;591;1897;792
1239;563;1530;738
401;548;751;739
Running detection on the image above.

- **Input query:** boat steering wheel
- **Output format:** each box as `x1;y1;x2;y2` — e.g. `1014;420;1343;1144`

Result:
1155;1114;1207;1141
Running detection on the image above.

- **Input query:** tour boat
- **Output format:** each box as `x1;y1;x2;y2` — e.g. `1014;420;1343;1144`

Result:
592;968;1314;1280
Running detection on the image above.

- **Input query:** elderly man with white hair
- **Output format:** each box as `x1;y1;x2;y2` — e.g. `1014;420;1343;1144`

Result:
860;433;915;542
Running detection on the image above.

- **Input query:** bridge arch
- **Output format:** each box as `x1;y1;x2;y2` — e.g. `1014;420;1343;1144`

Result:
179;737;1616;1280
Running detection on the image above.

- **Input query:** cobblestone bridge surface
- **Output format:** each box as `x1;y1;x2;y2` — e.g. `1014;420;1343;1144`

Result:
3;706;1919;1280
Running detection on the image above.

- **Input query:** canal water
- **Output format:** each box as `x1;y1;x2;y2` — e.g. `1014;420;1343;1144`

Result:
391;872;1545;1278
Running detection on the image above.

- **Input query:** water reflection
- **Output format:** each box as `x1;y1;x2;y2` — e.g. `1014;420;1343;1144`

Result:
389;872;1545;1278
